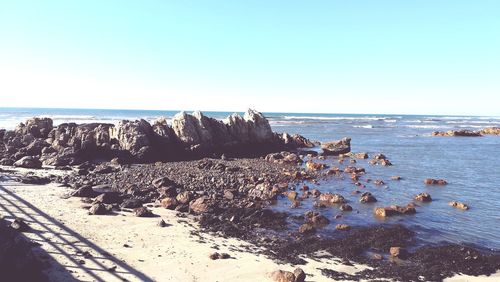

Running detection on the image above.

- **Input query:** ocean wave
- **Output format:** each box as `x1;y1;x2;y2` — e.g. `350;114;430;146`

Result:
384;119;397;123
405;125;451;129
283;116;387;121
353;125;374;129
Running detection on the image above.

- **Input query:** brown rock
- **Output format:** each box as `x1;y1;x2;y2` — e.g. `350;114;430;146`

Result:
298;223;316;234
306;160;326;171
88;203;109;215
160;197;178;209
335;224;351;231
390;247;408;259
270;270;296;282
285;191;298;201
424;178;448;185
318;193;346;204
391;176;402;180
414;192;432;202
354;152;369;159
189;197;211;214
449;201;469;210
176;191;191;204
375;204;416;217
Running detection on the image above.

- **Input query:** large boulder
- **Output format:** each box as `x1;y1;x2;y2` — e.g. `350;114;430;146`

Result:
321;137;351;156
13;156;42;169
15;118;53;139
112;119;154;161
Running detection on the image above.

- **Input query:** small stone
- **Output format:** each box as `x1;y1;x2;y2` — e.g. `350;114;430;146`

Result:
449;201;469;210
340;204;353;211
134;207;154;217
390;247;408;259
293;268;306;282
335;224;351;231
10;218;30;232
157;219;168;227
298;223;316;234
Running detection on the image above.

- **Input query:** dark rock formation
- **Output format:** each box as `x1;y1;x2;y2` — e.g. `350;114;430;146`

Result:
0;109;314;167
320;137;351;156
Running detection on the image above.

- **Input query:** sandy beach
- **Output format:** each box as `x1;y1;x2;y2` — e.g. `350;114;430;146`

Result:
0;168;371;282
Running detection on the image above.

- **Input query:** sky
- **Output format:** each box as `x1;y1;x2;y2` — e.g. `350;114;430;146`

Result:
0;1;499;115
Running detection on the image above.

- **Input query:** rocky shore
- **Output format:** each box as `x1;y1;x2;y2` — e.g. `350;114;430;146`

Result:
432;127;500;137
1;111;500;281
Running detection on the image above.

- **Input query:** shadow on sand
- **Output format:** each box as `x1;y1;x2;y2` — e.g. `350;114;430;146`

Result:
0;182;154;282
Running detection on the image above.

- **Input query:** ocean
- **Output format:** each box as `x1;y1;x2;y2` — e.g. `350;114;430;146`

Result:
1;107;499;250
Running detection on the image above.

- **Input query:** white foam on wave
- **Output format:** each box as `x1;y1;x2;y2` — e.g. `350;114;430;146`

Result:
405;125;450;129
353;125;374;129
283;116;387;121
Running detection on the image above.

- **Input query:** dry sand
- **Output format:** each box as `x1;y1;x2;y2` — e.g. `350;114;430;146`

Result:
0;167;498;282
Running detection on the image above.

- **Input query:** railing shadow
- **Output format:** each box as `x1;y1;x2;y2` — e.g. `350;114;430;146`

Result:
0;182;154;282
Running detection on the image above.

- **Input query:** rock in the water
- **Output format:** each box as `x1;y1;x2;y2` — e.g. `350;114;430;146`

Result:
432;130;482;137
318;193;346;204
424;178;448;185
480;127;500;135
449;201;469;210
414;192;432;202
13;156;42;169
360;192;377;203
321;137;351;156
374;204;416;217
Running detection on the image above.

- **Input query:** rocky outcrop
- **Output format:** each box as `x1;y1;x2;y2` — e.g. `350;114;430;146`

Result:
432;130;482;137
0;109;314;167
15;117;53;139
320;137;351;156
480;127;500;135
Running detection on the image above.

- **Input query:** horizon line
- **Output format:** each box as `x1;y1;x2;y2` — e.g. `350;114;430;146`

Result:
0;106;496;118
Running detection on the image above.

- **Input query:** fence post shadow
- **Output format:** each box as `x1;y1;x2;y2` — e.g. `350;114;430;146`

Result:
0;183;155;282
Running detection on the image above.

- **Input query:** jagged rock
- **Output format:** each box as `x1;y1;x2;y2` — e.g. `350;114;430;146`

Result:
15;118;53;138
360;192;377;203
189;197;211;214
13;156;42;169
321;137;351;156
113;119;154;161
298;223;316;234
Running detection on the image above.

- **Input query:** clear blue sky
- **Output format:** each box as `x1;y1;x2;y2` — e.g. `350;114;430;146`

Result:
1;1;499;115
